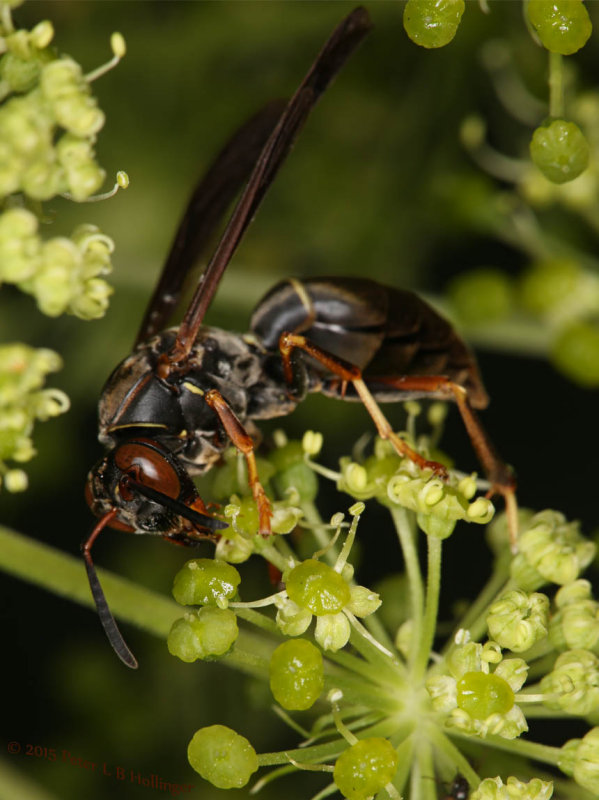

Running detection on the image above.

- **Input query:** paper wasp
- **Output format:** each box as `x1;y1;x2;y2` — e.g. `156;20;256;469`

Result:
83;7;516;668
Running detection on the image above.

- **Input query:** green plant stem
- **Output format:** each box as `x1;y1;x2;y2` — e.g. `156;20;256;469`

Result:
425;724;481;787
450;729;562;768
390;506;424;669
0;524;182;634
549;51;564;118
413;535;442;682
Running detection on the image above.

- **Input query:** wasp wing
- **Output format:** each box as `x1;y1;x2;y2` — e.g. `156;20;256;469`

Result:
134;100;286;346
172;7;372;360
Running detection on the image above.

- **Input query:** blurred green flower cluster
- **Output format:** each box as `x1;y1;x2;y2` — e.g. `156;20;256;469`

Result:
0;342;68;490
0;0;124;319
0;0;125;489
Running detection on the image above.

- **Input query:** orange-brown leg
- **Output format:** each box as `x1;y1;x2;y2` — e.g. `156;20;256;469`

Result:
279;333;449;478
279;334;519;549
373;374;518;548
205;389;272;537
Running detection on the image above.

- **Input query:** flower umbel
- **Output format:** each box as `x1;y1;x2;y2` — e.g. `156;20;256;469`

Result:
165;428;597;798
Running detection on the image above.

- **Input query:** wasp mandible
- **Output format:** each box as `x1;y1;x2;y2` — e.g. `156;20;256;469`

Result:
83;7;516;669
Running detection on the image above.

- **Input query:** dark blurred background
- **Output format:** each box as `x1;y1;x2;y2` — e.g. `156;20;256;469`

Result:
1;2;597;798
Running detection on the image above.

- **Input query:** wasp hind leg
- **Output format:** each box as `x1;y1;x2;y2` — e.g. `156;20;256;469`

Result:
278;333;519;549
278;332;450;478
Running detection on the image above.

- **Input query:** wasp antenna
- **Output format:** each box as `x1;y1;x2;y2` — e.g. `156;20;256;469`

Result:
81;511;139;669
126;479;229;533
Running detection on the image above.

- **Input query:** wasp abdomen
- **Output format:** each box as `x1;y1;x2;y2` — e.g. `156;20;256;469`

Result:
251;277;489;408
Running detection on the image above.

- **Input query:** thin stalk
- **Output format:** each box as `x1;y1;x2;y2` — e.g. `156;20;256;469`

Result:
390;507;424;669
450;729;562;767
425;724;481;788
548;51;564;119
412;535;442;682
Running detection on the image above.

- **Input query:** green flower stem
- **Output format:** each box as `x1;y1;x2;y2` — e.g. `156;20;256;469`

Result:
391;736;414;797
413;534;442;682
254;541;289;574
327;644;404;688
300;499;339;561
0;524;182;633
451;729;562;768
232;606;280;636
0;756;61;800
323;671;401;713
426;723;481;787
415;738;435;800
259;718;407;768
390;506;424;668
363;610;396;655
549;51;564;119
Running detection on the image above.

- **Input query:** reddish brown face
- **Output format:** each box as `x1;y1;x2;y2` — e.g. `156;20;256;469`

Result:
85;438;221;537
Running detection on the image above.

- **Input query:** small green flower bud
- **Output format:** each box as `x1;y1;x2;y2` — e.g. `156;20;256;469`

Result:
4;468;27;492
274;597;312;636
269;639;324;710
270;504;302;534
338;460;375;500
558;737;578;777
172;558;240;607
167;607;238;662
447;638;482;679
565;727;599;795
494;658;529;693
302;429;323;456
552;320;599;388
527;0;592;55
426;674;457;713
110;32;127;58
511;510;595;589
458;474;477;500
449;267;514;326
0;208;40;282
41;58;105;137
30;21;54;49
541;649;599;715
314;611;351;652
530;120;590;185
346;585;381;618
333;737;398;800
214;531;254;564
487;590;549;652
187;725;258;789
470;775;553;800
403;0;465;50
286;559;351;616
550;580;599;652
116;169;129;188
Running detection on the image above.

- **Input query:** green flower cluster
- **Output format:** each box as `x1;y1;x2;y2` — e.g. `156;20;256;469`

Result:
0;342;69;490
335;432;494;540
0;1;125;317
0;1;125;491
163;426;599;800
0;208;114;318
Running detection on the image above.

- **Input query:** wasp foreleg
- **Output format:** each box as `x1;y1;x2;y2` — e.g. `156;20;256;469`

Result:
204;389;272;537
